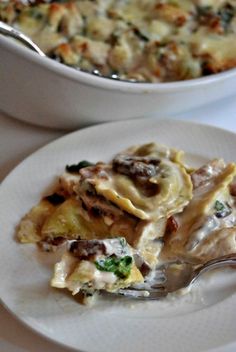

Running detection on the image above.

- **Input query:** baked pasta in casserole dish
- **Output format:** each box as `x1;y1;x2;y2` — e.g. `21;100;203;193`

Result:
1;0;236;82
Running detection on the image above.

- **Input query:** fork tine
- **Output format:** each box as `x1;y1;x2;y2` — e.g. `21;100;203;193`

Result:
151;283;166;289
110;266;169;300
116;287;168;299
144;289;168;300
107;254;236;301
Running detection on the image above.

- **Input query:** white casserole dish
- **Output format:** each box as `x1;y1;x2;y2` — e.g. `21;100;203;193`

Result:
0;35;236;130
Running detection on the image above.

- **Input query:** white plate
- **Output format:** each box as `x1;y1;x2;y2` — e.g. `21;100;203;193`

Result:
1;119;236;352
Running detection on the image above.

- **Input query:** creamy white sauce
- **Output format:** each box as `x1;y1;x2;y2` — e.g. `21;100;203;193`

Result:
102;238;131;257
186;216;220;251
5;0;236;82
186;206;236;252
93;268;117;288
51;252;78;288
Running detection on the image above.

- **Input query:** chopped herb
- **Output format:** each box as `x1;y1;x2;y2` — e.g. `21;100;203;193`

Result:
197;5;213;17
95;257;118;272
95;255;132;279
66;160;94;173
45;193;65;205
197;3;235;31
32;0;67;3
214;200;231;218
49;52;62;62
218;4;235;31
214;200;225;212
201;61;213;76
119;237;126;247
28;8;43;20
117;256;132;278
133;28;149;42
83;291;93;297
109;34;119;45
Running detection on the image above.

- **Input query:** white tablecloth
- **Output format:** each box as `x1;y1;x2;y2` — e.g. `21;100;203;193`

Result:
1;96;236;352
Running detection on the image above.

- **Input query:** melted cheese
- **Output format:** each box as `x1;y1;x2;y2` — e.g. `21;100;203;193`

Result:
1;0;236;82
15;141;236;302
94;160;192;221
192;30;236;70
77;143;192;221
51;251;144;295
163;163;236;262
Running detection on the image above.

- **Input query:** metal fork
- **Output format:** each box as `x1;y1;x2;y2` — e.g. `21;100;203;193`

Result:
115;253;236;300
0;20;142;83
0;21;46;56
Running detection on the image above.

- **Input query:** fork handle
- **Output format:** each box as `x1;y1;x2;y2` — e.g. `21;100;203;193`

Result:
191;253;236;285
0;21;46;57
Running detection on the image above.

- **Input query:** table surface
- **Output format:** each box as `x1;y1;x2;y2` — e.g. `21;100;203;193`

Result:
1;96;236;352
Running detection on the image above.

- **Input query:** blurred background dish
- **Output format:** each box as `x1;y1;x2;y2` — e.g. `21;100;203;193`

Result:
2;0;236;84
0;0;236;129
1;35;236;130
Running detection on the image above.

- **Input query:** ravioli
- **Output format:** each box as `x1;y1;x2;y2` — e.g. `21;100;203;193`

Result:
17;199;57;244
163;161;236;263
51;238;144;301
17;142;191;268
15;143;236;303
76;143;193;222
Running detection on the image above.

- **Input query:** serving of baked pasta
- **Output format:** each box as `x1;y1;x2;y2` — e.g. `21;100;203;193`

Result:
16;142;236;304
1;0;236;82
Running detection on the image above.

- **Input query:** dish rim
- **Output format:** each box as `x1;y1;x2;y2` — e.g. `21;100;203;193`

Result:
1;35;236;93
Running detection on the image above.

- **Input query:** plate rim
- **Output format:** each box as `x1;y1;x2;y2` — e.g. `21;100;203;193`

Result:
1;118;236;352
2;117;236;186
